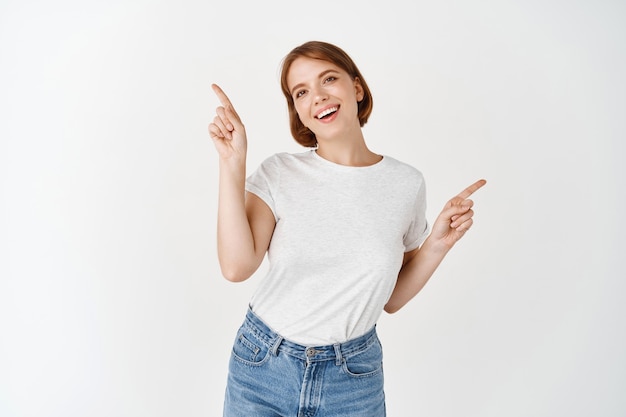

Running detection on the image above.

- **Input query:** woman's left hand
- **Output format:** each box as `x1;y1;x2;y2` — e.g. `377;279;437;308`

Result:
429;179;487;250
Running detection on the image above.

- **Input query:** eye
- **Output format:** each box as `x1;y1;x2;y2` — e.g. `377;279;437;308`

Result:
324;76;336;83
295;89;307;99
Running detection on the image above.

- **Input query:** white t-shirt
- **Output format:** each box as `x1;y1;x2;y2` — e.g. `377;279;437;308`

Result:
245;150;430;345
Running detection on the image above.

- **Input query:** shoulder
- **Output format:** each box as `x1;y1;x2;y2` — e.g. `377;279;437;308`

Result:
255;150;315;172
259;150;312;164
381;155;426;184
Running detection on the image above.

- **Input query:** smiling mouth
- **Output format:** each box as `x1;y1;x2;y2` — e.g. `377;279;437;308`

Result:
316;106;339;119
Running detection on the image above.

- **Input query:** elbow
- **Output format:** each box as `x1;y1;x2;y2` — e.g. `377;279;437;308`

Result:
220;265;253;283
218;253;260;282
384;303;401;314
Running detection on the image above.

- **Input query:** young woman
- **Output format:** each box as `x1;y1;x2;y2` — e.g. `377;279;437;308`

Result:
209;41;486;416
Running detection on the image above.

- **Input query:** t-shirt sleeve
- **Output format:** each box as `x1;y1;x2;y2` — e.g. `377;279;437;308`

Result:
245;155;279;221
403;176;430;252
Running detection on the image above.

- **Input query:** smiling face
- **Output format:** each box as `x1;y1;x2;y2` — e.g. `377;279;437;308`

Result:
286;57;365;143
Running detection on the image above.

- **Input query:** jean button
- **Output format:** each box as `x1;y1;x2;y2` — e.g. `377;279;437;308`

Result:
306;347;316;358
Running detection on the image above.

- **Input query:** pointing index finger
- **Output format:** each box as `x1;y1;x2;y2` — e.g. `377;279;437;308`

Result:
457;179;487;200
212;83;242;122
211;83;234;109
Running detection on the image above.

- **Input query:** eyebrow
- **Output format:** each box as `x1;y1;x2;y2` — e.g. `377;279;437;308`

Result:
290;69;339;96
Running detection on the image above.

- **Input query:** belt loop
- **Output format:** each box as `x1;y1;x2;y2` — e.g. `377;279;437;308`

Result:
271;336;283;356
333;343;342;366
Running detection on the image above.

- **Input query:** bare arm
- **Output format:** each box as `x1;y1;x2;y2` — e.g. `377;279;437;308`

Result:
209;84;276;282
385;179;487;313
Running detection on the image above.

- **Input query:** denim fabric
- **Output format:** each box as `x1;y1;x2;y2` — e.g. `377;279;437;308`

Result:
223;308;386;417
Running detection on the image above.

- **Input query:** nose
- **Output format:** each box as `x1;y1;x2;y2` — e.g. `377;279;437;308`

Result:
313;88;328;104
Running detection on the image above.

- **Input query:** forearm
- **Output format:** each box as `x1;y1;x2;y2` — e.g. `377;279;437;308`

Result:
216;158;257;281
384;237;451;314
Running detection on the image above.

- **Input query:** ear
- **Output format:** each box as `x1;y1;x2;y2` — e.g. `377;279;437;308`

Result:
354;77;364;102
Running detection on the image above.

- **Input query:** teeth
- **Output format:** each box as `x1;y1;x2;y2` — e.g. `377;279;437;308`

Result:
317;107;338;119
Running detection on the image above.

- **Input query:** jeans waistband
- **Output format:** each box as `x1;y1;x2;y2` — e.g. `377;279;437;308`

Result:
243;307;378;363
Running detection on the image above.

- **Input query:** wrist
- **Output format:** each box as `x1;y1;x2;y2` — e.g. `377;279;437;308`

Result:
219;154;246;171
421;235;453;256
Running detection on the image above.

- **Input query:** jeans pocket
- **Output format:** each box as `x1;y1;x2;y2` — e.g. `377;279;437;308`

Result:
231;325;271;366
341;337;384;378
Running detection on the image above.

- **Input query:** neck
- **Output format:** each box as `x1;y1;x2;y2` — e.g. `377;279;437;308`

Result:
315;137;381;167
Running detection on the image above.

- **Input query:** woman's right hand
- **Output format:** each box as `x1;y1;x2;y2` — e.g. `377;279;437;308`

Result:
209;84;274;282
209;84;247;161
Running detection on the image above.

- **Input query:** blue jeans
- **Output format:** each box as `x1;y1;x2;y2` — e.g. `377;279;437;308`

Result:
223;308;386;417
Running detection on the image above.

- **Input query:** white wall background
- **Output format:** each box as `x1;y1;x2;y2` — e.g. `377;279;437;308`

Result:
1;0;624;416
